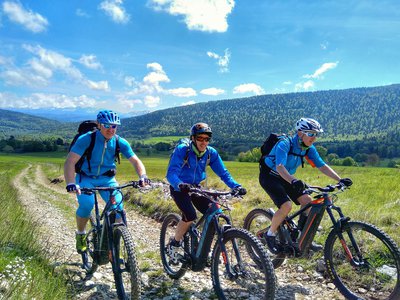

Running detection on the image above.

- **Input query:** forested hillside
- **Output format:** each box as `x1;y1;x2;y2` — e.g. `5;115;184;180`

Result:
1;84;400;159
121;84;400;154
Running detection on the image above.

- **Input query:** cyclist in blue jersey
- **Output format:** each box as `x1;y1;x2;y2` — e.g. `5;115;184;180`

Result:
166;122;246;259
259;118;352;253
64;110;150;253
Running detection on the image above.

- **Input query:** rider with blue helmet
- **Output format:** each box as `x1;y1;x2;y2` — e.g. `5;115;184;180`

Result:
64;110;150;253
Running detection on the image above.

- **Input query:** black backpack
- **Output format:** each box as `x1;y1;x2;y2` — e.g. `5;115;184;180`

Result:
69;120;120;174
259;133;309;168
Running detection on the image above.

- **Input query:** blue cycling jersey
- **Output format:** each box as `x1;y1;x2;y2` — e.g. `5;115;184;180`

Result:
264;134;325;174
167;142;239;191
70;131;135;177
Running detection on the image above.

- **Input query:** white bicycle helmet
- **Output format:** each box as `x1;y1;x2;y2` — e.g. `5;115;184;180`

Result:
295;118;323;132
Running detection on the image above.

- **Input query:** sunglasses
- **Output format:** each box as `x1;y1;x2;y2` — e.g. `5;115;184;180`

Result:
102;123;118;129
195;136;211;142
304;132;319;137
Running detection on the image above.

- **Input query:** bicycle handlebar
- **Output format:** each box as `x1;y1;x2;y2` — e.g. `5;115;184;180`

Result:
80;180;155;194
306;183;348;194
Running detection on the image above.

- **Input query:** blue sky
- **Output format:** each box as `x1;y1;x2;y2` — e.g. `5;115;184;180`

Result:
0;0;399;114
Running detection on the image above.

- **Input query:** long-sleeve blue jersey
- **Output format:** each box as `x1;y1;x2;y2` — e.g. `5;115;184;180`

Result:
167;143;240;191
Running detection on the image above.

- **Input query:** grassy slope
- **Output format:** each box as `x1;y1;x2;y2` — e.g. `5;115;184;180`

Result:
0;159;67;299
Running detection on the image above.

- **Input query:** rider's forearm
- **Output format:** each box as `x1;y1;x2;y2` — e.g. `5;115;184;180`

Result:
318;164;341;181
129;156;147;178
64;156;77;184
276;164;296;183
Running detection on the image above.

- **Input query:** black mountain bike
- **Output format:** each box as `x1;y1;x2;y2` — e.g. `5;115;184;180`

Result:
160;187;276;300
80;181;143;300
244;183;400;300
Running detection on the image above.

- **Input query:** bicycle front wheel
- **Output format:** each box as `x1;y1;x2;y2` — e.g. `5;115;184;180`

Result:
211;228;276;300
243;208;286;269
325;221;400;300
112;225;141;300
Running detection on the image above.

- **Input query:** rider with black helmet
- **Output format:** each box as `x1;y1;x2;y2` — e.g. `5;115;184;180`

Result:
166;122;246;260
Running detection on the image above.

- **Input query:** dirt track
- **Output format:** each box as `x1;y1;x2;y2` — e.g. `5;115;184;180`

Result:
12;164;345;299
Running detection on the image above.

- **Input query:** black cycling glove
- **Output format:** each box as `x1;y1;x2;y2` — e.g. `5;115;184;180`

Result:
179;183;192;193
232;186;247;196
139;175;151;187
66;183;78;193
291;179;306;194
339;178;353;187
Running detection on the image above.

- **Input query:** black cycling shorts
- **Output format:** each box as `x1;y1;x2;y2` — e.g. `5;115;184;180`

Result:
169;185;212;222
259;166;305;208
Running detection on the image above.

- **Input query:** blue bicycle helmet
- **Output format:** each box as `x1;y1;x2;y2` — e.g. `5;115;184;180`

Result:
190;122;212;137
97;110;121;125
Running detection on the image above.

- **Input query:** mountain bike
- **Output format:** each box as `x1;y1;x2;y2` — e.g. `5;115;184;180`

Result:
80;181;143;300
160;187;276;300
244;183;400;300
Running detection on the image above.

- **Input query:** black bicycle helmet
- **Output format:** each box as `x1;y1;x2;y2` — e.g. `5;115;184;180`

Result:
190;122;212;137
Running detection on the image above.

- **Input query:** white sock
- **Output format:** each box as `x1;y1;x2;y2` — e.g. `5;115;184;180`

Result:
267;229;276;236
76;230;86;235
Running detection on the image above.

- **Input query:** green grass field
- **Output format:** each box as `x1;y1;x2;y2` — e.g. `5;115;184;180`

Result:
3;152;399;244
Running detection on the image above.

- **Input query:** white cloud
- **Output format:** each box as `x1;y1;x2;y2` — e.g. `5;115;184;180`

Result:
79;55;102;70
149;0;235;32
200;87;225;96
144;95;160;108
99;0;130;24
2;1;48;33
303;62;339;79
166;87;196;97
76;9;90;18
207;48;230;73
1;45;110;93
0;92;97;109
116;98;142;109
124;76;136;87
295;80;315;92
181;100;196;106
86;80;109;91
233;83;265;95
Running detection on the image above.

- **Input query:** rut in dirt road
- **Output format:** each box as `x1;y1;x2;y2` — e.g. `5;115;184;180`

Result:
13;164;345;299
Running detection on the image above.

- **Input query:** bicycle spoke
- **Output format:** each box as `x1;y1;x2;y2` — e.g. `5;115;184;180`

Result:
211;228;275;299
325;221;400;300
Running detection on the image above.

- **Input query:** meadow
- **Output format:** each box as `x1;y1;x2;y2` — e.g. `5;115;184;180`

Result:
1;152;399;298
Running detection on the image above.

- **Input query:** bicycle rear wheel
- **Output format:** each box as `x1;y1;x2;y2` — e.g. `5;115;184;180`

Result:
159;213;189;279
83;215;99;273
211;228;276;300
243;208;286;268
325;221;400;300
112;225;141;300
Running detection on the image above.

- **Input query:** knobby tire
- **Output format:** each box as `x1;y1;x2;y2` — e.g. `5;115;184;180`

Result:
113;225;141;300
243;208;286;269
211;228;276;300
324;221;400;300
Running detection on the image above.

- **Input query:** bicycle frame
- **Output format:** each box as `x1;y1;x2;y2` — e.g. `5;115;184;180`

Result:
91;189;127;265
183;192;237;274
278;186;346;257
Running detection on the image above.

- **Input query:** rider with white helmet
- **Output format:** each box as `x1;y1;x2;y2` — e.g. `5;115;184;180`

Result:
259;117;352;254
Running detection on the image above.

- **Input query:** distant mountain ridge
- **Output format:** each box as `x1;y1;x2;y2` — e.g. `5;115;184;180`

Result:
1;84;400;155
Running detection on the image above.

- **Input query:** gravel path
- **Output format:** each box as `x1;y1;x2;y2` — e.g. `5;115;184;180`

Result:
13;164;345;299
